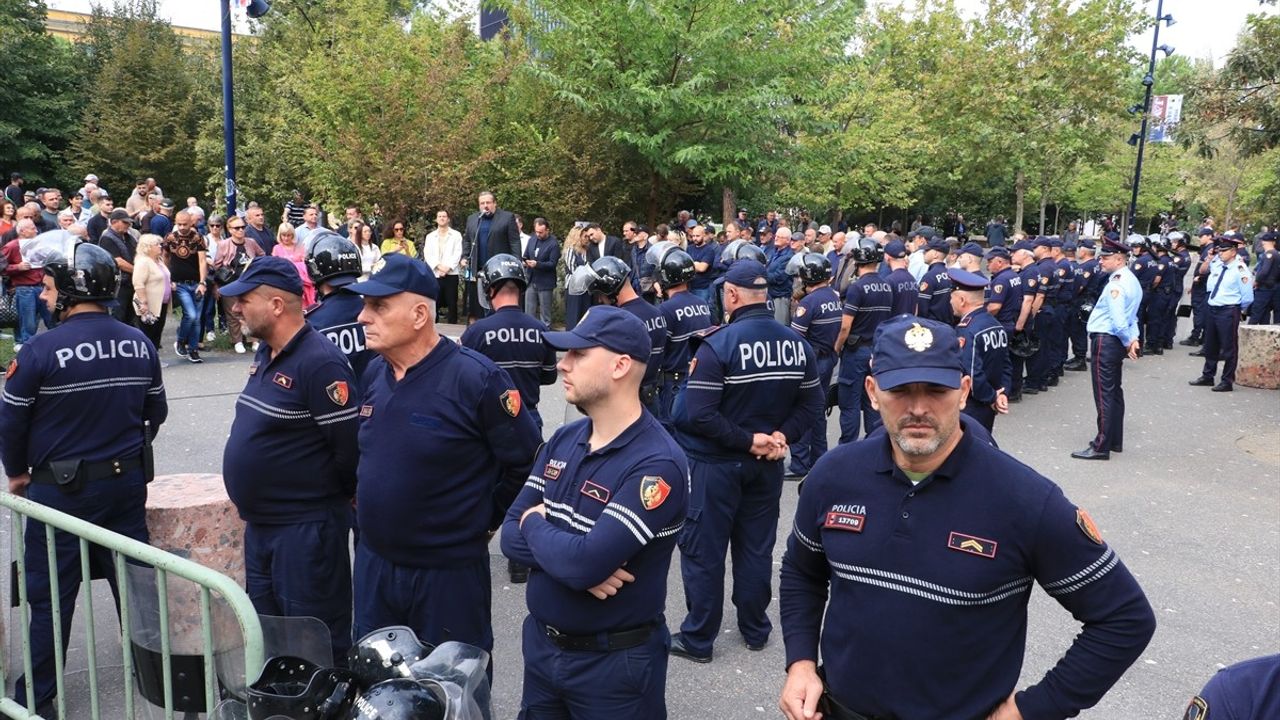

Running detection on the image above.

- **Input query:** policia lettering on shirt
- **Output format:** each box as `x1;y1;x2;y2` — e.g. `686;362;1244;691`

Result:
779;315;1156;720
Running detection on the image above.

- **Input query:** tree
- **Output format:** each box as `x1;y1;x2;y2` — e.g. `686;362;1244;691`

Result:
0;0;82;187
1186;8;1279;156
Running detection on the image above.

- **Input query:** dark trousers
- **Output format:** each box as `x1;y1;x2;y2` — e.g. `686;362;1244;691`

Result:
518;616;669;719
135;303;169;349
836;345;878;444
16;472;148;707
1137;293;1152;347
352;543;493;656
1088;333;1125;453
1201;304;1242;385
244;505;353;662
564;290;591;331
114;278;136;326
790;352;837;474
1189;285;1208;340
463;280;488;320
656;374;686;433
1147;291;1172;348
1067;305;1088;361
1010;351;1027;395
1250;286;1276;325
677;457;783;656
1027;307;1059;387
437;274;460;324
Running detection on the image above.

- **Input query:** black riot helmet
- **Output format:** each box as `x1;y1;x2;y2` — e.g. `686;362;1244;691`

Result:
849;236;884;265
306;230;362;286
346;679;446;720
785;251;832;286
348;627;435;691
720;239;767;267
646;241;696;287
44;241;119;314
248;656;358;720
566;256;631;300
478;253;528;309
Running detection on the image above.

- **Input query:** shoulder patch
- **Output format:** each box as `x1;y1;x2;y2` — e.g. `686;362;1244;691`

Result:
1183;695;1208;720
1076;508;1104;545
326;381;350;406
4;359;16;380
920;281;929;291
795;305;806;317
500;388;522;417
1028;279;1037;287
993;284;1002;294
640;476;671;510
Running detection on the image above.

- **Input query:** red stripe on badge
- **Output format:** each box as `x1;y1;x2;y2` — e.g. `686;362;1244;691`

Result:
824;512;865;533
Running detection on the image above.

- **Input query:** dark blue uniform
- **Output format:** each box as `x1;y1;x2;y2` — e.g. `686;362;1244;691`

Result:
1148;252;1177;352
354;338;541;658
1165;248;1192;342
1;312;167;708
838;274;895;444
1187;244;1214;343
788;285;842;475
1011;264;1042;396
1068;258;1100;364
670;303;823;658
460;305;558;430
987;266;1023;331
223;324;360;662
1027;258;1060;390
502;411;688;719
619;296;668;409
1185;654;1280;720
656;291;712;429
884;267;918;317
1131;252;1158;347
1053;257;1075;371
1250;247;1278;325
957;307;1009;432
915;261;952;323
305;289;374;386
781;430;1156;720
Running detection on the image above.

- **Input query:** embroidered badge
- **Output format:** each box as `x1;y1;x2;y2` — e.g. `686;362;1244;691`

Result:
1028;279;1037;288
904;322;933;352
823;511;865;533
795;305;806;317
580;480;610;504
544;459;565;480
249;362;259;376
640;476;671;510
4;359;16;380
273;372;293;389
1183;695;1208;720
500;389;522;417
687;358;698;376
920;281;929;291
326;381;350;406
1076;508;1104;545
359;405;374;417
957;336;966;349
1110;288;1121;299
947;531;997;558
993;284;1002;294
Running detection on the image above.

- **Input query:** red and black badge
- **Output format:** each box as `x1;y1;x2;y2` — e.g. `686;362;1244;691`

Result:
640;476;671;511
824;511;865;533
326;381;350;406
272;372;293;389
1076;508;1104;545
500;389;522;417
947;531;997;559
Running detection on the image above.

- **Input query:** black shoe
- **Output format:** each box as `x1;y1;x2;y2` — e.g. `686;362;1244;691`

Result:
1007;393;1022;403
1189;350;1206;357
508;560;529;584
1071;446;1110;461
1064;360;1087;371
1178;338;1198;346
1188;376;1214;387
187;349;203;364
669;633;712;664
1023;386;1041;395
1110;445;1123;453
745;638;767;652
1163;342;1173;350
1211;382;1233;392
1047;376;1059;387
174;341;189;358
1148;348;1163;356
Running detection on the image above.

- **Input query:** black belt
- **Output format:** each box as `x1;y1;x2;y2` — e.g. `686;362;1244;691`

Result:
817;666;884;720
659;370;685;383
31;455;142;486
542;621;656;652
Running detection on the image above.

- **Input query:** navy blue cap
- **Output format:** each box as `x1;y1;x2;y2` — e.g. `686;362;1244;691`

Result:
723;260;769;288
1078;239;1096;250
1215;234;1245;249
958;242;984;257
1032;236;1051;249
219;256;303;297
1196;226;1214;237
1099;237;1131;256
1104;231;1121;241
543;305;652;362
925;237;950;254
1048;237;1063;248
1262;232;1277;243
884;240;907;259
345;254;439;300
985;246;1011;260
871;316;965;390
1063;242;1077;252
1012;240;1035;253
908;226;937;240
947;267;989;290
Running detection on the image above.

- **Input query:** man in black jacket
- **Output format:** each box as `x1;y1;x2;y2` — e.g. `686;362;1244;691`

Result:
461;191;520;320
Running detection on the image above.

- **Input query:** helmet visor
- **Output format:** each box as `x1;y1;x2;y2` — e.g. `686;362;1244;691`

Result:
645;240;679;268
566;264;599;296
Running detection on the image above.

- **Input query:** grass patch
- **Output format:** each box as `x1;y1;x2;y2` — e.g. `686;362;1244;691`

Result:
0;333;13;368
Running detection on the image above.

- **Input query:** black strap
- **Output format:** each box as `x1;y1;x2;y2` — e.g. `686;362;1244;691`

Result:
542;621;655;652
31;455;142;486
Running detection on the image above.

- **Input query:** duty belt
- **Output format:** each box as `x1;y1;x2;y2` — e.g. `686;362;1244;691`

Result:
542;621;656;653
659;370;686;383
31;454;143;489
817;666;886;720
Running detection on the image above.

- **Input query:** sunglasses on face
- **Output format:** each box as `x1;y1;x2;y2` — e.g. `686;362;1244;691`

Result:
228;224;245;230
210;223;223;227
394;226;405;232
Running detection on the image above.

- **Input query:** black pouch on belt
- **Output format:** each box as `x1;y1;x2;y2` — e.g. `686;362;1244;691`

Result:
47;458;85;494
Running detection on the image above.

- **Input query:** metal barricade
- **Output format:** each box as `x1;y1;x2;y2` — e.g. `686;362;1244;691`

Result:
0;493;264;720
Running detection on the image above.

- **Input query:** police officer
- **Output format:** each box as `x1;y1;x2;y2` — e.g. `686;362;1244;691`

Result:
220;256;361;661
1010;241;1043;397
711;240;767;323
1183;654;1280;720
1072;236;1142;461
1050;237;1075;374
949;268;1009;433
651;242;713;429
1250;232;1278;325
1129;234;1158;350
1165;232;1193;345
882;240;919;316
1023;237;1059;392
669;260;823;663
1;242;167;713
1146;236;1175;356
568;255;667;411
779;315;1156;720
501;306;689;719
834;237;895;445
1182;227;1217;347
785;251;842;477
305;229;374;383
915;237;952;323
1189;236;1253;393
1065;239;1100;371
347;254;541;661
984;246;1024;339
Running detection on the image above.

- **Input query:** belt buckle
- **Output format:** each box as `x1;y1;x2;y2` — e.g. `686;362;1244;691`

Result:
545;624;563;638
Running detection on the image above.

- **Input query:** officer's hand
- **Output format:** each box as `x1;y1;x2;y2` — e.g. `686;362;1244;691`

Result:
8;474;31;498
519;503;546;528
587;567;635;600
779;660;824;720
1126;340;1140;360
993;392;1009;415
750;433;777;458
986;691;1023;720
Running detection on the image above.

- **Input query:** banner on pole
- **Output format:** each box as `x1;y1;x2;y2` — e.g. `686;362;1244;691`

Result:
1148;94;1183;143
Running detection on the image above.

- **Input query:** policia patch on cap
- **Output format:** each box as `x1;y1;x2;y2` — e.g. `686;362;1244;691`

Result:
1183;695;1208;720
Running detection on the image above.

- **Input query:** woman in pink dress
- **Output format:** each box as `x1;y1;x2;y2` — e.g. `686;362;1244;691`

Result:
272;222;316;306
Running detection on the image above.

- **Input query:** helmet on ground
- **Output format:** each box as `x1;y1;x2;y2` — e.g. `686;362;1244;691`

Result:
348;627;435;691
785;251;832;285
306;230;362;286
478;253;528;309
347;679;446;720
248;656;358;720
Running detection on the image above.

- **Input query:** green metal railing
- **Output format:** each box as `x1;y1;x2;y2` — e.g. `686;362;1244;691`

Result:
0;493;264;720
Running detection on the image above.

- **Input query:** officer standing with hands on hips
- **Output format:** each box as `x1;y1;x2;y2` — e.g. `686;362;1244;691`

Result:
305;229;374;384
1072;236;1141;461
1189;235;1253;393
668;260;823;663
948;268;1009;434
1;242;167;715
501;305;689;719
347;254;541;663
780;314;1156;720
220;256;361;662
650;241;713;429
785;251;842;478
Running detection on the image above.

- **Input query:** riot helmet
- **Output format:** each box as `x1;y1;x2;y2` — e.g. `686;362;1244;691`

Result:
306;230;362;286
785;251;832;286
248;656;357;720
348;627;435;691
346;679;446;720
646;241;696;287
566;256;631;299
44;241;119;317
478;253;528;309
849;236;884;265
719;239;767;267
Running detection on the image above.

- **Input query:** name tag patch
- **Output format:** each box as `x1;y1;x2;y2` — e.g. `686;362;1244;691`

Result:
359;405;374;418
544;459;565;481
824;512;865;533
947;531;997;559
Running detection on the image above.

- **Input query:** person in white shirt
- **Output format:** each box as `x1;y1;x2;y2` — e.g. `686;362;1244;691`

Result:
422;209;463;323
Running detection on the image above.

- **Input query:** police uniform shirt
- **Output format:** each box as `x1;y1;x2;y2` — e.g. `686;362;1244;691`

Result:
1172;248;1193;287
460;306;557;411
0;313;167;474
1205;256;1253;308
1054;257;1075;303
1153;254;1174;292
987;267;1024;329
657;292;713;373
1018;264;1041;309
957;307;1009;404
1075;259;1101;304
1185;654;1280;720
673;303;823;461
843;274;896;343
223;325;360;524
780;430;1155;720
916;262;953;322
1191;246;1213;291
884;267;919;317
357;337;541;567
619;296;667;387
1256;248;1279;285
501;410;688;634
1086;265;1141;345
1035;257;1060;301
790;286;842;355
1131;253;1157;291
305;291;374;385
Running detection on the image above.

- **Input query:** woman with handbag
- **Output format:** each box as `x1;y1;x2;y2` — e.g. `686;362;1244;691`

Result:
132;234;171;351
214;217;265;353
272;222;316;306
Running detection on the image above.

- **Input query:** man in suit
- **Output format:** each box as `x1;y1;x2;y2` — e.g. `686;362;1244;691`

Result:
584;223;629;264
462;191;521;320
523;218;561;325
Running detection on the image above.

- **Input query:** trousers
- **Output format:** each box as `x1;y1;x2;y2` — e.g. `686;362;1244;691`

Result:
1088;333;1126;453
790;353;837;474
1201;304;1241;385
836;345;877;444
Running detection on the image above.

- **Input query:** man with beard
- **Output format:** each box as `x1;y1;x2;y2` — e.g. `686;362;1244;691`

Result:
779;314;1156;720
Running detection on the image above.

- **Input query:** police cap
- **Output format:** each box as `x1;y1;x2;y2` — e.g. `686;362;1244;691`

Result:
543;305;651;362
220;256;304;297
345;254;439;300
947;268;989;291
871;316;965;390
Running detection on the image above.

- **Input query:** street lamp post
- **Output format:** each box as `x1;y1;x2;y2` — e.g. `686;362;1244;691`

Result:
1127;0;1174;233
220;1;270;217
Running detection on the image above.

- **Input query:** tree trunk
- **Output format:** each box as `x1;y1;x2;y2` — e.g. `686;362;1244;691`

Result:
1014;169;1026;233
1223;165;1246;227
722;186;735;227
1038;172;1048;235
1053;205;1060;235
647;170;661;228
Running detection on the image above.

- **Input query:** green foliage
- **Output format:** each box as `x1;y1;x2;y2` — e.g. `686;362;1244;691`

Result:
0;0;82;187
1193;11;1280;156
